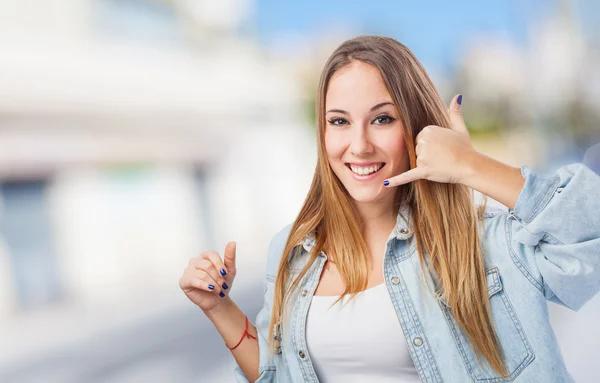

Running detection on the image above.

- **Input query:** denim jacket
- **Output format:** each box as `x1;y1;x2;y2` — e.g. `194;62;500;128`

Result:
234;163;600;382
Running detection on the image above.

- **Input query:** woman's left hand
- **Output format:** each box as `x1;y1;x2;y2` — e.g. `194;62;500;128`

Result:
384;94;478;187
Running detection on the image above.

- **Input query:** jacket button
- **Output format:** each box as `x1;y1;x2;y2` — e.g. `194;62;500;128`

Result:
301;290;308;297
400;228;409;234
299;350;306;358
391;276;400;285
413;337;423;347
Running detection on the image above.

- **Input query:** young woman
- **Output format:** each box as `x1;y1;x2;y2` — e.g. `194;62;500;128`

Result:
179;36;600;382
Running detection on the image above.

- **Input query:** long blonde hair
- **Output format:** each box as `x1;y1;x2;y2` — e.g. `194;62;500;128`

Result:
267;35;507;376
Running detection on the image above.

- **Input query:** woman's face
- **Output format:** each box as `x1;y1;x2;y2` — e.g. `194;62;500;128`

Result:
325;60;409;204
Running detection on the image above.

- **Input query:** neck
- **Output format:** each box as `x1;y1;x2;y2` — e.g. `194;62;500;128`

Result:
353;193;397;240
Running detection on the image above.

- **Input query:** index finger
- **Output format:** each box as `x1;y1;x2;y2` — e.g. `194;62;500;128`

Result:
202;251;229;278
384;167;426;187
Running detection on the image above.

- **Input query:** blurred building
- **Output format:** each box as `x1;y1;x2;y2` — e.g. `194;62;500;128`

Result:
0;0;313;321
457;0;600;170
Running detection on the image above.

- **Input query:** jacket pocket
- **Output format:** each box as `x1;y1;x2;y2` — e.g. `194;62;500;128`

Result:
441;266;535;382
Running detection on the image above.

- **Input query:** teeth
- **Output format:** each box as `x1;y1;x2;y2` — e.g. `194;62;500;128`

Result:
349;163;383;176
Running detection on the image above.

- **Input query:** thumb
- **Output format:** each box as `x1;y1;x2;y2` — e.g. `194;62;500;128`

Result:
223;241;237;273
448;94;468;134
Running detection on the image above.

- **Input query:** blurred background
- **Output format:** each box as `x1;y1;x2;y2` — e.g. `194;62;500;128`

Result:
0;0;599;382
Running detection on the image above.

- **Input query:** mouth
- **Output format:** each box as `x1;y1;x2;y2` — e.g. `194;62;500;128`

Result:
345;162;386;178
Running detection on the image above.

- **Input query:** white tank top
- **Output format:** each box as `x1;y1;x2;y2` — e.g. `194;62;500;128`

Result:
306;282;421;382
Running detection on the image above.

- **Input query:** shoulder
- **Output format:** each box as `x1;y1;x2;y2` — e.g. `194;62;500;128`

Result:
479;203;510;249
265;222;314;277
269;223;295;252
478;203;508;230
481;203;507;219
265;222;295;276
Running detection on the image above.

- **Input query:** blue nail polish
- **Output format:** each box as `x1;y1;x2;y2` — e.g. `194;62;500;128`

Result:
208;284;215;290
222;282;229;290
383;180;389;186
457;94;463;105
219;291;225;298
220;269;227;276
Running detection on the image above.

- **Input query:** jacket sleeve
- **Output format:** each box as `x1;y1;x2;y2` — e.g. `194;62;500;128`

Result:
233;301;277;382
506;162;600;311
233;225;292;382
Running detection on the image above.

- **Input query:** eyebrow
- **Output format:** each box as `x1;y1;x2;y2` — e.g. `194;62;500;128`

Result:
326;102;394;115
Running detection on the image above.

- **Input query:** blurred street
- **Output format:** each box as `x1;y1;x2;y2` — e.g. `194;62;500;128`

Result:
0;282;263;383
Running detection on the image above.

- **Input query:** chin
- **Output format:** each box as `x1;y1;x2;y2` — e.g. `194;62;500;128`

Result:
345;188;381;203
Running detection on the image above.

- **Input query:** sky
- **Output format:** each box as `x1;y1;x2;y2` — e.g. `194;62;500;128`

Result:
253;0;584;72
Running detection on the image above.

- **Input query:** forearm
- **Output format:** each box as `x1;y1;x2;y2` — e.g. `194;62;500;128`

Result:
461;151;526;210
205;298;260;382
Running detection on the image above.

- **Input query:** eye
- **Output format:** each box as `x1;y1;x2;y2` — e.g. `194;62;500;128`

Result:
327;117;349;126
372;114;395;125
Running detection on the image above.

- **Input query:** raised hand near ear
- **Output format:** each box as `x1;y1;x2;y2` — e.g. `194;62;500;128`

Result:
384;94;477;187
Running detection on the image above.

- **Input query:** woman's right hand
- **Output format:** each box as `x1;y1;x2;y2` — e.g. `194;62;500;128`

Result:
179;241;237;313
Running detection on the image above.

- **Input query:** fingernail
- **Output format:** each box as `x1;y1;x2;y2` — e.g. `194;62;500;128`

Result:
222;282;229;290
220;268;227;276
208;284;215;290
457;94;463;105
219;291;225;298
383;180;389;186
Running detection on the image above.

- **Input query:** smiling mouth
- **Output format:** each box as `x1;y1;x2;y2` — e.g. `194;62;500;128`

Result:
345;162;386;176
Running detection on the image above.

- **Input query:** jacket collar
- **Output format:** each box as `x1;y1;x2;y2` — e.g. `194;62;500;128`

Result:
298;203;413;253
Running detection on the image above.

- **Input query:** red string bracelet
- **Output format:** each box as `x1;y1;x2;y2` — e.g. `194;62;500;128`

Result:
227;315;257;351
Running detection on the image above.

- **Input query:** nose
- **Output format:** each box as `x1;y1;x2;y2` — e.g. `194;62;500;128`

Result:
349;126;374;157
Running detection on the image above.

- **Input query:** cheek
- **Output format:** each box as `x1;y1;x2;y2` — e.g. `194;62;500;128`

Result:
324;131;346;161
376;131;406;157
376;132;409;172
